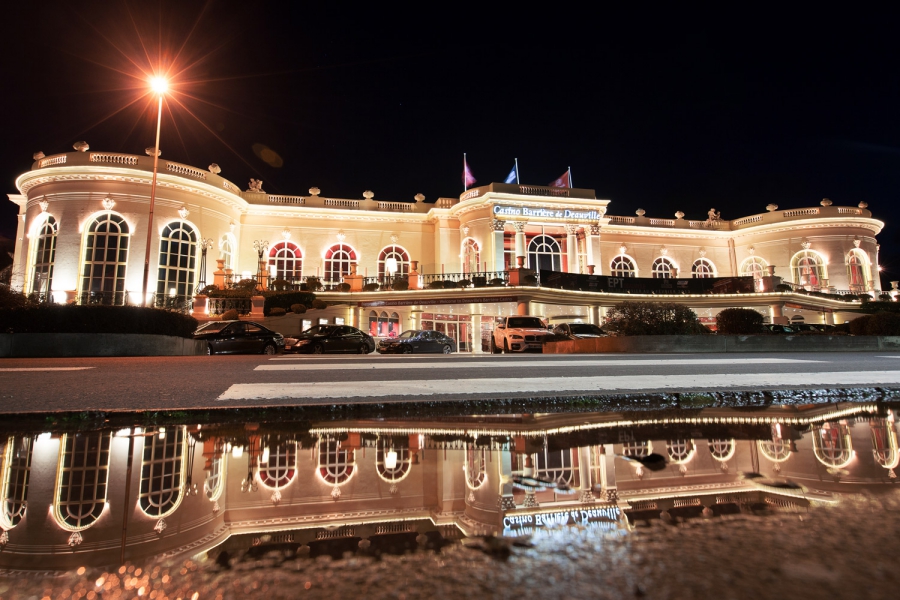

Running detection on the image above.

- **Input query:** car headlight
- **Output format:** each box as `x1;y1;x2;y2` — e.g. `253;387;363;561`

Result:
510;335;524;340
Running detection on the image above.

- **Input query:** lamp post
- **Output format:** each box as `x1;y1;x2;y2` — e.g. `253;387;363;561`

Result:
197;238;214;292
253;240;269;289
141;76;168;307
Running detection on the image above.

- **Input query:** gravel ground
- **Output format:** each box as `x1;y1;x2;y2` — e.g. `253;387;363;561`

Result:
3;490;899;599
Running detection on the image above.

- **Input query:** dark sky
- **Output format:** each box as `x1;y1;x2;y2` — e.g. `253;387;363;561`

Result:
3;3;900;281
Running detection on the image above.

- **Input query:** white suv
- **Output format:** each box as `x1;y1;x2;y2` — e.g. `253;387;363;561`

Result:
492;316;551;353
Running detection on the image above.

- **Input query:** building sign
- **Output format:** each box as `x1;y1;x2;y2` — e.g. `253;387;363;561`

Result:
359;295;518;308
493;205;601;221
541;270;755;294
503;506;621;531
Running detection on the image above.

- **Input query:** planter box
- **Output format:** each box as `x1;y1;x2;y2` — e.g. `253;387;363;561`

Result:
0;333;207;358
543;335;900;354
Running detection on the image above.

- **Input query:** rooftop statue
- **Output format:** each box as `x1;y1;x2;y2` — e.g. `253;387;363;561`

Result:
247;178;265;193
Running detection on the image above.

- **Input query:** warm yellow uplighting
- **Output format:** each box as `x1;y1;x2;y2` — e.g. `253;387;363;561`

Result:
150;76;168;94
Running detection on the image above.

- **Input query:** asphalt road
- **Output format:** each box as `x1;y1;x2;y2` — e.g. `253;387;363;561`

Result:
3;351;900;413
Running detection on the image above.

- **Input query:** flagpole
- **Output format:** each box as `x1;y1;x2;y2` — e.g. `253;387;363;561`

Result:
568;166;572;188
463;153;467;192
515;158;519;184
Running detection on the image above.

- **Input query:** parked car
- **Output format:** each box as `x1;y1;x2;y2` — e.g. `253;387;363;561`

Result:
194;321;285;355
492;315;553;353
791;323;833;333
552;323;609;339
284;325;376;354
377;330;457;354
762;324;796;334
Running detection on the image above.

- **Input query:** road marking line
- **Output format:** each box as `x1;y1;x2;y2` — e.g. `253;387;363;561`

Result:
218;370;900;401
0;367;95;372
255;358;821;371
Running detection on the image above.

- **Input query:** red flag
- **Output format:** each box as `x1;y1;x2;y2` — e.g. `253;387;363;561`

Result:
463;159;477;188
549;170;570;188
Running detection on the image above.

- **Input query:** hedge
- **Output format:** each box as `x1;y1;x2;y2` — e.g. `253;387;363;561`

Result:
604;301;711;335
262;291;316;316
716;307;763;334
0;305;199;337
848;312;900;335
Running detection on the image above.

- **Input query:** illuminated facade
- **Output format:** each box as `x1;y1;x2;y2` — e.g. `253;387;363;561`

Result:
7;145;887;348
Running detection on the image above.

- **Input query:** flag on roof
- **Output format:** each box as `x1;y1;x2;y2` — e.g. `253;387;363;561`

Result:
505;160;519;184
463;154;476;189
549;168;571;188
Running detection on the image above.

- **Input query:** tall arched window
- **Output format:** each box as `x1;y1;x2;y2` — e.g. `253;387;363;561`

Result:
204;456;224;501
533;448;578;489
610;255;636;278
317;436;355;485
847;250;869;292
740;257;768;282
791;250;826;288
652;257;676;279
527;235;562;272
375;437;411;484
139;426;186;518
80;213;130;304
692;258;716;278
758;424;792;462
378;245;410;283
462;238;480;274
268;242;302;281
813;422;853;468
465;444;487;490
220;234;235;271
0;436;33;529
29;215;57;297
157;222;198;298
666;439;695;463
324;244;357;284
870;418;899;470
55;432;111;530
258;442;297;489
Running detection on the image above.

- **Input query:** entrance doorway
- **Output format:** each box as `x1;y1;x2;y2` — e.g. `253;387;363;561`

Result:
422;313;472;352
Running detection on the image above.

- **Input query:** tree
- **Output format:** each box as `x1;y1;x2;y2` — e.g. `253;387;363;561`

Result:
604;302;710;335
716;307;763;334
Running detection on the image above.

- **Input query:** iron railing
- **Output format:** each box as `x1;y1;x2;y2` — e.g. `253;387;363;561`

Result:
207;297;252;316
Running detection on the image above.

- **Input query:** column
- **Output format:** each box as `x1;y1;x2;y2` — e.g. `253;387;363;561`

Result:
497;446;516;510
578;446;595;504
491;219;506;272
409;309;422;330
771;303;788;325
471;309;482;354
586;224;602;275
516;299;529;316
600;444;618;503
566;225;579;273
512;221;527;265
590;305;602;325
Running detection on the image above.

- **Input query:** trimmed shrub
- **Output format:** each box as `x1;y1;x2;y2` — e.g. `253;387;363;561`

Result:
0;305;198;337
849;312;900;336
220;309;240;321
428;281;445;289
0;287;29;309
338;282;351;292
268;278;291;292
392;278;409;291
879;293;894;302
311;299;328;310
198;285;218;296
269;307;286;316
442;281;457;289
843;294;859;302
774;284;793;292
458;279;472;288
304;277;322;291
363;282;380;292
604;301;711;335
489;278;505;286
716;307;764;334
523;274;538;285
291;303;307;314
263;291;316;315
235;279;258;291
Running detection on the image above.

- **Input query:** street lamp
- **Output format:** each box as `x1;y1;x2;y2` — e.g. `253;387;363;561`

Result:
141;76;168;307
197;238;214;291
253;240;269;289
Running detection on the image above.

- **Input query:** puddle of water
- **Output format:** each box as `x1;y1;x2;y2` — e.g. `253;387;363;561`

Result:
0;400;898;598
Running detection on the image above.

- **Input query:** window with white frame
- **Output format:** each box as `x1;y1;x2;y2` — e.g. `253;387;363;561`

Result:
317;436;355;485
324;244;356;284
791;250;826;288
666;439;695;463
740;257;768;282
462;238;480;274
204;456;224;501
258;442;297;489
847;250;868;291
55;432;111;530
375;437;411;483
80;213;130;302
157;222;198;298
533;448;577;488
758;424;791;462
610;255;636;277
220;235;235;271
268;241;302;281
139;426;185;518
0;436;33;529
870;418;899;469
707;439;735;461
813;422;852;468
622;440;651;457
652;257;676;279
29;216;57;296
378;245;410;282
527;235;562;272
692;258;716;278
465;444;487;489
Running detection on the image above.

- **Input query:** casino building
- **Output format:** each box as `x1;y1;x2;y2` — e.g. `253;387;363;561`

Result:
6;143;887;349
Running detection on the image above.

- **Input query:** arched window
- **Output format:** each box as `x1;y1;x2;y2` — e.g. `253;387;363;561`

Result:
666;439;695;463
870;419;899;470
533;448;578;489
324;244;357;284
758;425;792;462
80;213;130;304
378;245;410;283
847;249;869;292
741;257;768;281
813;422;853;468
462;238;481;275
258;442;297;489
692;258;716;279
139;426;186;518
157;222;198;299
465;444;487;490
317;436;355;485
610;255;636;278
622;440;652;457
55;432;111;530
652;257;676;279
204;456;224;501
220;234;235;271
0;436;33;529
29;215;57;297
268;242;302;281
527;235;562;272
791;250;826;288
708;439;735;461
376;437;411;484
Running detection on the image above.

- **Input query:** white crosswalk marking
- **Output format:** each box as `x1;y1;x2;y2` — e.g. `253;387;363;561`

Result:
0;367;95;372
217;370;900;402
256;358;822;371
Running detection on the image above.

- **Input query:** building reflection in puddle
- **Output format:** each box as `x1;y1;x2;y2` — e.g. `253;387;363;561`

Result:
0;402;896;571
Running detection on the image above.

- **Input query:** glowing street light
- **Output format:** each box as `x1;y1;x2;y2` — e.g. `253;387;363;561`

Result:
141;75;168;307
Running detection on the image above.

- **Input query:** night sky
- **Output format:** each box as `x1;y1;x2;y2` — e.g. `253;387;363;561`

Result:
3;3;900;283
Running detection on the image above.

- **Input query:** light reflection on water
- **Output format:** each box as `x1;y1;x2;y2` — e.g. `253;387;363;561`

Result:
0;401;897;594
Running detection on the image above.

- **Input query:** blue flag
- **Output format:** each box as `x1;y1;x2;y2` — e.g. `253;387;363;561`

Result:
505;163;518;184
